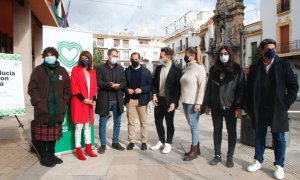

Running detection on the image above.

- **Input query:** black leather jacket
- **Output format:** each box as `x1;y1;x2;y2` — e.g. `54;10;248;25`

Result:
203;62;245;114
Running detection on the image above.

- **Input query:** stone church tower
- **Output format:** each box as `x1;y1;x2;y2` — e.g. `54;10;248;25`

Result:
208;0;245;64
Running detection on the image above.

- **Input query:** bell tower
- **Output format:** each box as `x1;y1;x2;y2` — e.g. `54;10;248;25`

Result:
208;0;245;64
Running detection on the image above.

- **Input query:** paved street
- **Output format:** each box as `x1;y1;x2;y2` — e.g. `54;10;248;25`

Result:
0;102;299;180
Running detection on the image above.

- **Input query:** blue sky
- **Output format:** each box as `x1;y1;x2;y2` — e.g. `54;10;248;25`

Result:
62;0;260;36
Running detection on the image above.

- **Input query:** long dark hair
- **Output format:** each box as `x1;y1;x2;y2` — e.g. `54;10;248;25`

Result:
212;45;235;73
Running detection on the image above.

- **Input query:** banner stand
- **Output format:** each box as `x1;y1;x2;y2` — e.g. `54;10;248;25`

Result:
14;115;40;160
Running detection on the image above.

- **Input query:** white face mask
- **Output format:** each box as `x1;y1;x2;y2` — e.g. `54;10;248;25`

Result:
219;55;229;64
110;58;118;65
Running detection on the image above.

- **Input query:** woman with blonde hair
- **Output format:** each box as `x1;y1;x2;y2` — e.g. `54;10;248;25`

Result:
180;47;206;161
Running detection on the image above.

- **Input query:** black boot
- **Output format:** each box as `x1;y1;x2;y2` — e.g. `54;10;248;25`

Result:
40;157;56;167
98;145;106;154
226;156;234;168
48;141;63;164
37;141;56;167
210;155;221;166
112;143;125;151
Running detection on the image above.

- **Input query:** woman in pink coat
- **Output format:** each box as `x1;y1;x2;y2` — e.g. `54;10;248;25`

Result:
71;51;97;160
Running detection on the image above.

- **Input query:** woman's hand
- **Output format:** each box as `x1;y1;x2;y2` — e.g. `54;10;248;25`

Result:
83;99;93;105
194;104;201;112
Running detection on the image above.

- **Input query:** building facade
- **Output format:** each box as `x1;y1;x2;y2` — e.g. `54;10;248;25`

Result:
0;0;67;104
94;32;165;72
243;21;262;67
163;11;214;70
260;0;300;95
199;18;214;72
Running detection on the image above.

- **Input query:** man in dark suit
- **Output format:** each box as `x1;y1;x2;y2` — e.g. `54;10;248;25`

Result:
246;39;298;179
150;47;181;154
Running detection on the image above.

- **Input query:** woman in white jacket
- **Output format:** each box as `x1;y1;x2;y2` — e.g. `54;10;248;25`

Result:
180;47;206;161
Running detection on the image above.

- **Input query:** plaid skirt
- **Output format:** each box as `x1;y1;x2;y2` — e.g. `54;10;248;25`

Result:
34;123;62;141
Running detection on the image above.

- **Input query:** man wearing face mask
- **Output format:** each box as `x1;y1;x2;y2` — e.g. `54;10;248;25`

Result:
95;48;126;154
124;52;152;151
246;39;298;179
28;47;71;167
151;47;181;154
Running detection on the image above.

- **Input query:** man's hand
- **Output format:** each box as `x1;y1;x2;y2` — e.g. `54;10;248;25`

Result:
134;88;142;94
194;104;201;112
128;89;134;94
152;95;158;106
235;108;242;119
167;103;175;112
205;105;210;115
110;83;120;89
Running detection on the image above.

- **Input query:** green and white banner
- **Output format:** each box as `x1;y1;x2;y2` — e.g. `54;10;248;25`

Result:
42;26;94;154
0;53;25;116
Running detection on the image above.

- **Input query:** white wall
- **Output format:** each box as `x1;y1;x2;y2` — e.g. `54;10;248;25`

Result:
260;0;277;39
290;0;300;41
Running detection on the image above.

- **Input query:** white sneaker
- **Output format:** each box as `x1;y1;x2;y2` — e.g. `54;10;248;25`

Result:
247;160;262;172
274;165;284;180
150;141;163;150
162;143;172;154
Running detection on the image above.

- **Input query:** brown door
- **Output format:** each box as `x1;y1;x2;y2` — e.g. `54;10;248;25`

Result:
280;25;289;53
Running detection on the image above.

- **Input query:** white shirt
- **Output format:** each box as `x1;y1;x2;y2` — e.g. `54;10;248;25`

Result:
264;58;274;73
86;76;90;97
159;62;172;96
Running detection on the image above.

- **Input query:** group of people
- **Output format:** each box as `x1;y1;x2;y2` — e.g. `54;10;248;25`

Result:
28;38;298;180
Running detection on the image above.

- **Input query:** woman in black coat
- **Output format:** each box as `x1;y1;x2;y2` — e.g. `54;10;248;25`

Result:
203;45;245;168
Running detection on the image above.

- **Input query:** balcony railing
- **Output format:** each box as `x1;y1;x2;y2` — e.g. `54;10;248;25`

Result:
277;0;290;14
277;39;300;54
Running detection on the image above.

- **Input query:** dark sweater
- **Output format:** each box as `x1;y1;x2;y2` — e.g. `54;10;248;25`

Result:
129;67;142;99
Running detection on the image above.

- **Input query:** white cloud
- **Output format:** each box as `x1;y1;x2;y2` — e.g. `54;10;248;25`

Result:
63;0;260;35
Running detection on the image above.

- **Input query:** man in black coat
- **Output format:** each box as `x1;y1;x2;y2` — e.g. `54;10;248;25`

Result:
246;39;298;179
124;52;152;151
95;48;126;154
150;47;181;154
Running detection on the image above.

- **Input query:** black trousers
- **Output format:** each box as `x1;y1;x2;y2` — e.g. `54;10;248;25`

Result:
211;109;237;157
154;97;175;144
36;140;56;159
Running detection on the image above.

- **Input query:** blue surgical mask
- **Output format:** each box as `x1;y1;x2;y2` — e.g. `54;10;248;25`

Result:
264;49;276;59
81;59;90;67
110;58;118;65
45;56;56;64
220;55;229;64
159;59;166;66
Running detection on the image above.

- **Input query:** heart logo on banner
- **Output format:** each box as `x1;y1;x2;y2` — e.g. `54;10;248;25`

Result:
57;41;83;68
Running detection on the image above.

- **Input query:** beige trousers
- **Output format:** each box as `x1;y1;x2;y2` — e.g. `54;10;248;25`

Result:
127;99;148;143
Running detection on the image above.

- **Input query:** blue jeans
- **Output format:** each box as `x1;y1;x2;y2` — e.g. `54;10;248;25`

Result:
254;111;286;167
182;103;200;146
99;103;122;145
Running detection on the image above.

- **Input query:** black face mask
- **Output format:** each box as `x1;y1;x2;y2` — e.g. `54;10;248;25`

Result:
131;60;139;68
81;59;90;67
184;55;189;63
